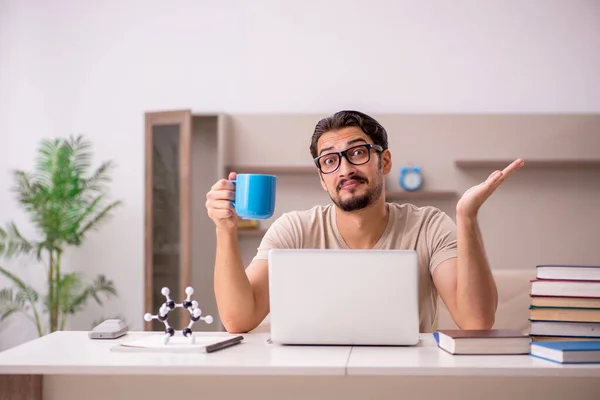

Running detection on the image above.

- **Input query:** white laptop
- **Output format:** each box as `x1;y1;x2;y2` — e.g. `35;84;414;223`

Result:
267;249;420;346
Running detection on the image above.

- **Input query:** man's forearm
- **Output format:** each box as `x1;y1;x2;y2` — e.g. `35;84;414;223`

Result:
213;228;257;332
456;213;498;329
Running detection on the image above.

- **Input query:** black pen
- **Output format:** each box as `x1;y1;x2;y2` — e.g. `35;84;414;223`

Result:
205;335;244;353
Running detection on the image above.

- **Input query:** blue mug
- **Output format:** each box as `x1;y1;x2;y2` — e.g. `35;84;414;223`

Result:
231;174;277;220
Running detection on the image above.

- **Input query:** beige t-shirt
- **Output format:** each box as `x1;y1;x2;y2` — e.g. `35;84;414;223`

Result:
252;202;458;333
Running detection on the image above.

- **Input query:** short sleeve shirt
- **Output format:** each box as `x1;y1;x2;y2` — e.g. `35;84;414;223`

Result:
252;202;458;333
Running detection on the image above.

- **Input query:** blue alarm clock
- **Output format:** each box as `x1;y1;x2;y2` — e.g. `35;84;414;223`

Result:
399;166;423;191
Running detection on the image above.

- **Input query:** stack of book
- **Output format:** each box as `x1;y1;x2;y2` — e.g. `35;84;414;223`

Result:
529;264;600;342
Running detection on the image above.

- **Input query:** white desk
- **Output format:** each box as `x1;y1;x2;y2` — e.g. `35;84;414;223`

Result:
0;331;599;400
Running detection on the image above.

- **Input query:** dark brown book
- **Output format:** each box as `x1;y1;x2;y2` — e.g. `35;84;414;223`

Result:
437;329;530;355
438;329;527;339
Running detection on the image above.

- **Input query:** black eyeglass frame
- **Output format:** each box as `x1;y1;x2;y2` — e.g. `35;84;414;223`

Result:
313;143;384;174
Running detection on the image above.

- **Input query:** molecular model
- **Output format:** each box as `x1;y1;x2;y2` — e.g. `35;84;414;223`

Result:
144;286;213;345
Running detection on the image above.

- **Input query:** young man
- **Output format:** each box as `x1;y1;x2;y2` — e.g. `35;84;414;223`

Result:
205;110;524;333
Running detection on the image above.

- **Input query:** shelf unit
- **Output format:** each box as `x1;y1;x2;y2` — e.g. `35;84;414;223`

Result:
144;110;225;332
455;160;600;169
385;190;458;200
229;160;600;178
225;165;316;175
238;229;268;237
143;110;600;334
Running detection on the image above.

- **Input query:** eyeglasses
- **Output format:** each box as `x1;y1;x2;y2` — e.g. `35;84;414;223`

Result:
314;144;383;174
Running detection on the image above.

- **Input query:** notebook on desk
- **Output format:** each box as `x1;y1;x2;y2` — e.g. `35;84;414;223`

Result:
267;249;420;346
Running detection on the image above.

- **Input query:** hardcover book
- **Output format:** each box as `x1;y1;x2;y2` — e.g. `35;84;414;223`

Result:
530;340;600;364
536;264;600;281
437;329;530;355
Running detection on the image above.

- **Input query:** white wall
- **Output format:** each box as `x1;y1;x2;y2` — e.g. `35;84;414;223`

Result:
1;0;599;350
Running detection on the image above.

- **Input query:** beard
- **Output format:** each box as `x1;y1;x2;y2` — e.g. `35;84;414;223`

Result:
329;173;383;212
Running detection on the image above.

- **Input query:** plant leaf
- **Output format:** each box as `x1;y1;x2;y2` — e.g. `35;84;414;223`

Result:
60;274;117;316
54;272;84;315
76;200;122;239
10;135;122;250
15;286;39;304
0;266;39;297
0;271;42;333
83;161;115;194
0;222;35;258
0;288;29;322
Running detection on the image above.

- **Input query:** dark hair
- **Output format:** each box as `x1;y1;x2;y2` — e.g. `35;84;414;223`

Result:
309;110;389;159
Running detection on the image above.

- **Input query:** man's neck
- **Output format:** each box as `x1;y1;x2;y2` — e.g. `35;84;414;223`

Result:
335;200;389;249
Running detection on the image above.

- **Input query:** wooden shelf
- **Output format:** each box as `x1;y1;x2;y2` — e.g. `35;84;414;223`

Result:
455;160;600;169
385;190;458;200
238;228;268;237
226;165;316;175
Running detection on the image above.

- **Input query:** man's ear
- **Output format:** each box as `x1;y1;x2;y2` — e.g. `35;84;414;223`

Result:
382;149;392;174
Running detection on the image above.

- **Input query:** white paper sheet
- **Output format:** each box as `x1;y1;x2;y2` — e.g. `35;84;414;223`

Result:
111;334;239;353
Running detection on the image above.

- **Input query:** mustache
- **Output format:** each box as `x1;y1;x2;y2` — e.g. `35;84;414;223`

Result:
337;175;368;191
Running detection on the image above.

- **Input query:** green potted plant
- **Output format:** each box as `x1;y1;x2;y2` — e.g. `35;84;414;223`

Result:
0;135;121;336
